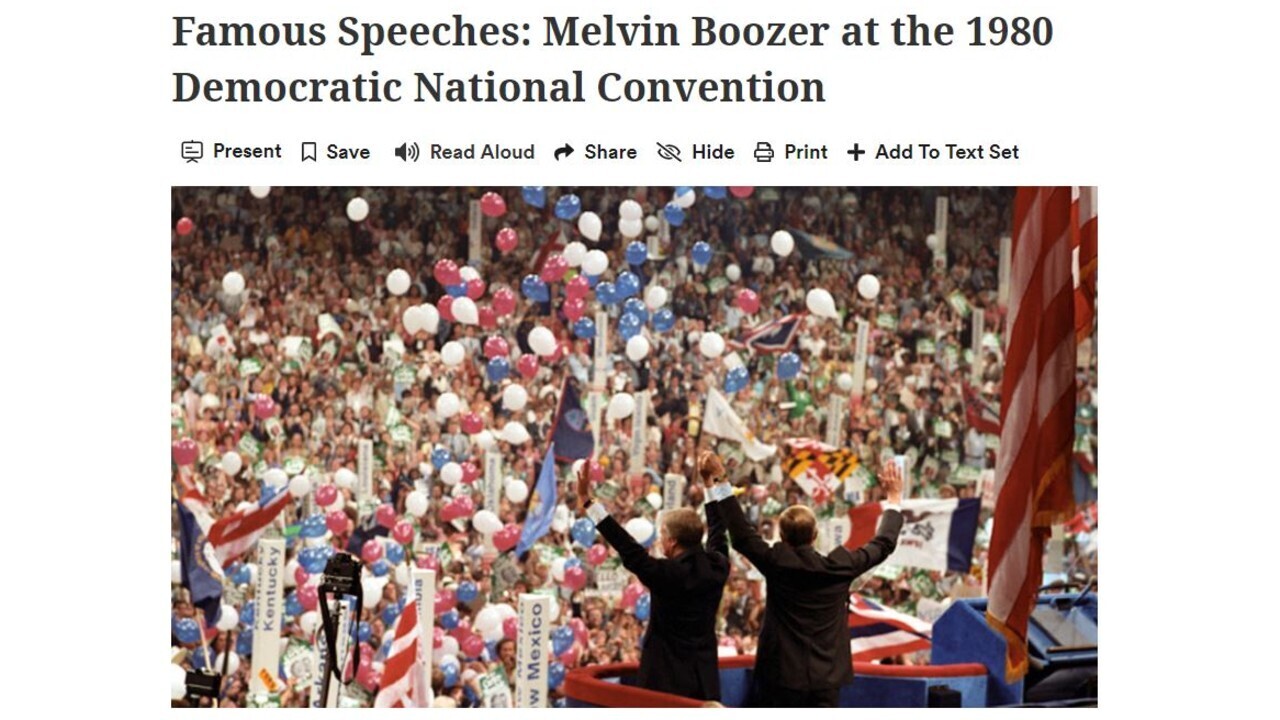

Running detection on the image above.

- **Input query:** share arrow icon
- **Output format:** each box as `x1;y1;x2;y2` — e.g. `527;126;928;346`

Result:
554;143;575;161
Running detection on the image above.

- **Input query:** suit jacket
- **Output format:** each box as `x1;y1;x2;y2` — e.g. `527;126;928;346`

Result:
715;495;902;691
595;501;730;701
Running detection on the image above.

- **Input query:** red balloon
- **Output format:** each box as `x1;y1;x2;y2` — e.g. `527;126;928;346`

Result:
586;544;608;566
437;295;454;322
495;227;519;254
392;520;415;545
298;584;319;611
516;354;540;379
588;460;605;483
559;644;580;667
460;412;483;435
460;462;481;485
480;191;507;218
315;484;339;507
361;539;384;564
621;583;644;608
171;438;198;467
375;503;397;529
563;566;587;591
736;288;761;314
434;259;461;286
563;296;586;322
434;589;456;615
492;287;517;316
325;510;347;534
176;217;194;236
502;616;519;640
483;336;510;360
493;523;522;552
294;565;311;588
253;395;276;420
434;626;446;648
417;554;440;572
466;278;487;300
565;275;590;300
461;634;486;658
357;665;381;692
729;186;754;198
477;305;497;330
569;618;589;645
540;254;569;283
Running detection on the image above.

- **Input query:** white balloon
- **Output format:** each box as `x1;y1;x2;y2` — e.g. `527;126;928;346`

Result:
249;186;271;199
578;211;603;241
926;233;940;251
451;297;479;325
496;602;518;621
866;377;880;393
407;491;430;517
402;305;424;334
288;474;312;498
172;559;182;584
170;662;188;700
771;230;795;257
436;392;461;418
263;468;288;490
563;241;588;268
699;331;726;359
221;451;243;477
505;478;529;504
213;651;241;676
440;638;460;659
837;372;855;392
284;558;300;589
619;199;643;221
551;557;568;583
805;288;839;320
644;285;668;309
215;605;240;632
626;335;651;361
857;274;881;300
441;341;465;367
644;215;660;232
475;606;503;635
674;188;696;209
334;467;357;490
501;421;531;445
503;384;529;411
299;610;321;636
386;269;411;296
347;197;370;222
419;303;440;334
528;326;557;357
619;217;643;239
607;393;636;421
459;266;480;282
726;264;741;282
222;271;246;296
624;518;655;544
394;563;411;587
473;509;502;535
646;492;663;511
474;430;497;451
362;576;388;608
582;249;609;277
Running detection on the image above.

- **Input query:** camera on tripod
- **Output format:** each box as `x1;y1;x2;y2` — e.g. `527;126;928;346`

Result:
320;551;362;597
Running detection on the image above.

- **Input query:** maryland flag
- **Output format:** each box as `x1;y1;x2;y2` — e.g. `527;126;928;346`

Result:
782;438;859;505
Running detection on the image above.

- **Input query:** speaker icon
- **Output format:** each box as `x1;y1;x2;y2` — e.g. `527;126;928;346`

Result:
394;142;420;162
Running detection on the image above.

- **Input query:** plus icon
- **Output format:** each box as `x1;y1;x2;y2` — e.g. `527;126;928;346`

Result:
846;143;866;161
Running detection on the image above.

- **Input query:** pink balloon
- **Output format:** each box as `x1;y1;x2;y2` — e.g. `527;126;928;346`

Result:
462;634;486;658
460;412;483;435
315;484;338;507
483;336;510;360
563;566;587;592
586;544;608;566
392;520;415;545
478;305;497;330
502;616;519;640
495;227;518;254
540;254;568;283
559;645;580;667
253;395;277;420
493;523;521;552
171;438;198;467
298;584;319;611
565;275;590;300
492;287;517;316
569;618;589;645
452;495;475;518
361;539;384;564
621;583;643;608
434;259;461;286
588;460;605;483
461;462;481;485
480;192;507;218
357;665;381;692
729;186;754;198
466;278;487;300
516;354;539;379
325;510;347;534
375;503;397;530
434;589;457;615
436;295;454;322
736;288;761;314
294;565;311;588
434;626;446;648
417;554;440;572
563;296;586;322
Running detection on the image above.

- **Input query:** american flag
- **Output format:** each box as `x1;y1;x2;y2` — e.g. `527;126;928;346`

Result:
181;486;293;569
1071;187;1098;344
729;313;804;354
848;594;932;661
374;587;424;708
986;187;1079;681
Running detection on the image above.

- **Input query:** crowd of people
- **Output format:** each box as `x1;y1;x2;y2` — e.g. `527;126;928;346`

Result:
170;185;1099;707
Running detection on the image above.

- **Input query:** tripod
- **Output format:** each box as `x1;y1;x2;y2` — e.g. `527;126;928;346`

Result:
318;552;364;708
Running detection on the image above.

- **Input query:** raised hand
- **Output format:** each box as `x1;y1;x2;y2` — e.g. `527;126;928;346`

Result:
879;458;904;504
698;450;725;487
577;459;594;507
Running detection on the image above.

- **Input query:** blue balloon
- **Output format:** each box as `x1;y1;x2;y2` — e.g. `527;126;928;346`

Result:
521;274;549;302
446;283;468;298
457;580;479;604
300;513;327;539
259;483;279;504
691;241;713;265
357;621;372;643
174;617;201;645
585;273;601;288
385;542;405;565
777;352;802;380
652;308;676;332
372;559;390;577
623;298;648;324
431;447;452;469
381;603;401;627
663;202;685;227
565;557;583;571
636;593;652;622
549;661;567;690
595;281;618;306
675;186;694;200
299;547;327;574
618;313;642;341
554;194;582;221
440;609;460;630
573;318;596;339
231;563;253;586
626;241;648;265
486;356;511;382
236;630;254;656
616;271;641;298
522;186;546;208
550;626;574;656
285;592;303;617
240;601;255;627
703;186;727;200
571;518;597;547
442;663;460;688
724;366;750;394
379;638;394;661
190;645;210;670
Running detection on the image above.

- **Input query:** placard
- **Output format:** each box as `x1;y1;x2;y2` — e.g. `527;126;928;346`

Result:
249;537;285;694
516;594;550;708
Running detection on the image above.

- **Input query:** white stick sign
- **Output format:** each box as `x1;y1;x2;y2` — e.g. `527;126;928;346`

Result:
516;594;550;708
629;390;649;473
249;537;286;693
852;318;870;399
663;473;686;510
357;439;374;502
412;569;437;706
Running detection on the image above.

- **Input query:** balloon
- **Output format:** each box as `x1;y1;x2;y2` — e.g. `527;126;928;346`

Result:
837;372;855;392
528;326;557;356
238;601;256;627
582;249;609;277
730;186;754;198
171;438;197;466
386;269;411;296
777;352;802;380
550;661;567;689
646;492;663;511
806;288;839;319
253;395;277;420
562;565;587;592
595;281;617;306
857;273;882;300
299;513;327;539
564;276;590;303
473;509;502;535
516;354;540;379
607;393;636;421
505;478;530;504
493;523;522;552
563;296;587;322
461;461;481;485
541;254;569;283
563;241;588;269
486;356;511;382
699;331;726;358
704;186;727;200
571;518;597;546
402;305;425;334
652;308;676;332
460;412;483;435
456;580;480;605
663;203;685;227
214;604;240;632
500;421;530;445
297;583;319;612
619;217;643;239
440;341;465;367
436;295;455;322
478;305;497;330
440;609;460;630
419;303;441;334
626;335;650;361
285;592;303;617
573;317;596;339
317;509;343;534
635;593;652;622
480;191;507;218
451;296;479;325
577;211;602;241
623;297;647;320
624;518;655;545
478;337;509;363
464;277;487;301
724;366;750;393
288;474;313;498
495;227;519;253
616;271;641;298
771;230;795;257
461;634;486;659
736;288;761;314
431;448;452;470
618;313;642;341
436;392;461;419
169;661;188;700
522;186;546;208
521;274;549;302
621;583;644;608
434;259;462;286
346;197;369;222
673;187;696;208
644;214;660;232
381;601;401;627
361;539;384;564
446;496;476;522
446;282;467;298
222;271;246;296
644;285;668;309
625;241;648;265
218;451;243;478
554;194;582;220
726;263;742;282
392;520;415;545
692;241;713;265
619;199;643;221
586;544;609;566
473;429;497;451
440;462;463;486
551;626;574;655
503;383;529;411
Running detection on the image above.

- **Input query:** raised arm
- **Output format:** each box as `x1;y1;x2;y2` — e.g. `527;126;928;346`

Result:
703;487;728;558
698;450;773;574
579;460;672;591
833;459;905;574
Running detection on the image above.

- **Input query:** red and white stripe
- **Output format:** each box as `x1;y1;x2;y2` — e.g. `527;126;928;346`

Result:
205;490;293;568
986;188;1078;681
374;590;422;708
1071;187;1099;343
848;594;932;661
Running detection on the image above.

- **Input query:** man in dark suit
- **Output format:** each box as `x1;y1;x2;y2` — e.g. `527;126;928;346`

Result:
703;453;904;707
579;457;730;701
